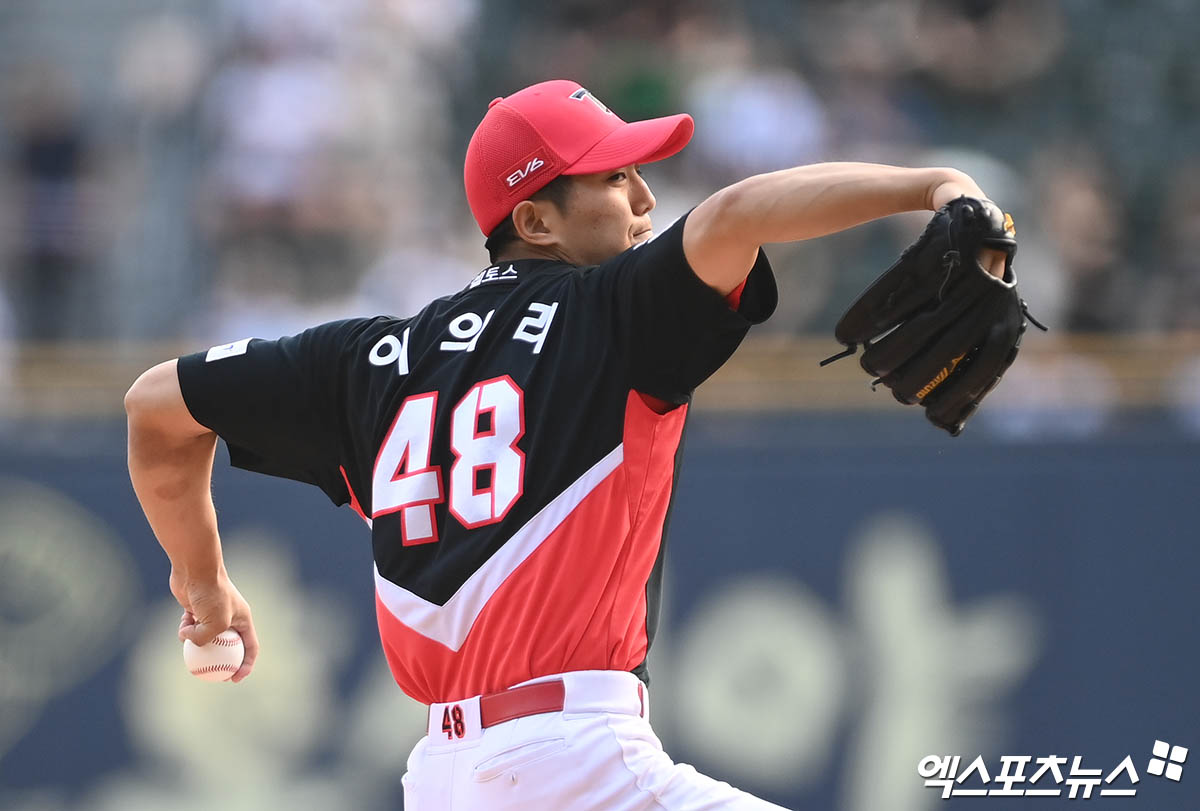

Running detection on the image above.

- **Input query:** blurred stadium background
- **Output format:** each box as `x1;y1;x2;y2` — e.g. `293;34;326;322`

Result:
1;0;1198;809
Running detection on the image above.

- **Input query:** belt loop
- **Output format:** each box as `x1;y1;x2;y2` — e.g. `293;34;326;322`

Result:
638;682;645;718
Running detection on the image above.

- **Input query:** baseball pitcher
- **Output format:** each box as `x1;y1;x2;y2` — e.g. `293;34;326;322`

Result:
126;79;1033;809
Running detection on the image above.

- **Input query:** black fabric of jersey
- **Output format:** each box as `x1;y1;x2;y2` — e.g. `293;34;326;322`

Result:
178;213;776;610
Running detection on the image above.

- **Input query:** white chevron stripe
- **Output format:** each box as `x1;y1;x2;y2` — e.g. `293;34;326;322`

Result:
374;443;625;650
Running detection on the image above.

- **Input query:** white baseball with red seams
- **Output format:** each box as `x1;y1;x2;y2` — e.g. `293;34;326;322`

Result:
182;629;244;682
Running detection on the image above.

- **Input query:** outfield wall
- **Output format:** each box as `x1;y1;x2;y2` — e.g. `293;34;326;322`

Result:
0;411;1196;810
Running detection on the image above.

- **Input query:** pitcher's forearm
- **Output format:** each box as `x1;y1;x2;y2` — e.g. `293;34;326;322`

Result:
683;163;990;294
128;426;224;577
126;359;225;580
720;163;984;245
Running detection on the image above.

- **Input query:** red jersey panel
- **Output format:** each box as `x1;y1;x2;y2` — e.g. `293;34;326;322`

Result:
372;392;686;704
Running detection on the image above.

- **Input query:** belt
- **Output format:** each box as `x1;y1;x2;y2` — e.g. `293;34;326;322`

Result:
426;672;646;742
479;678;566;727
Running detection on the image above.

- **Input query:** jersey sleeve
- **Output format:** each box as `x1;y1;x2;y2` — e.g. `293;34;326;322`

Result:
176;320;370;505
583;211;778;404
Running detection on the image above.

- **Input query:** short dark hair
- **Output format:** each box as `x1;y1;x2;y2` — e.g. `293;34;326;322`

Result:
485;174;574;262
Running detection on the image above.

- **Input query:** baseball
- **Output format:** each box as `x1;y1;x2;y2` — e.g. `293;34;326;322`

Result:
182;629;244;682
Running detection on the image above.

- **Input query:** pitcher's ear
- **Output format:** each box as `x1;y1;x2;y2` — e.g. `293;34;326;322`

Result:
512;199;558;247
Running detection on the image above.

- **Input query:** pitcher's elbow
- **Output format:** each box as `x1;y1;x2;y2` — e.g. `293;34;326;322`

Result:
124;369;154;419
124;360;177;422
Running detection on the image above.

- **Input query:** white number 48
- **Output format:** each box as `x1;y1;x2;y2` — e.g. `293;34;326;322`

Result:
371;376;525;545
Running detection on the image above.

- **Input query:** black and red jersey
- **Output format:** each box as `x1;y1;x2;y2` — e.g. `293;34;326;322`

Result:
178;213;777;704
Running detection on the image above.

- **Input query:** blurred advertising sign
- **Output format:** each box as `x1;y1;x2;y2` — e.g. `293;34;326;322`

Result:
1;412;1197;810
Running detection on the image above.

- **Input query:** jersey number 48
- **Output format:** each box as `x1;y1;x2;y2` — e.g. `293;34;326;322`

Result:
371;376;525;545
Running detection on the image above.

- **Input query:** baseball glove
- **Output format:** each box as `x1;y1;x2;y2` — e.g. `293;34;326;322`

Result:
821;196;1045;436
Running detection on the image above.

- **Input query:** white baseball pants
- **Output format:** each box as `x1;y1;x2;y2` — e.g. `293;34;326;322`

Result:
402;670;788;810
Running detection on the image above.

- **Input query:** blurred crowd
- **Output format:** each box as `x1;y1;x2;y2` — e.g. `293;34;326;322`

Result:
1;0;1198;346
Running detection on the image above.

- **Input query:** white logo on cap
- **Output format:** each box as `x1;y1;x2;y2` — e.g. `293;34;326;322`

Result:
506;157;545;188
569;88;611;114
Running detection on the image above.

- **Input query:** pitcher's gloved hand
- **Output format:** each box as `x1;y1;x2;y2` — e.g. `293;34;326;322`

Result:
821;196;1046;436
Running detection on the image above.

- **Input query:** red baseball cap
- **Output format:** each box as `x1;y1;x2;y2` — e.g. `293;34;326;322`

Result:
464;79;694;236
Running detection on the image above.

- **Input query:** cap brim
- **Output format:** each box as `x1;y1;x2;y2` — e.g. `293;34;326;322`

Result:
564;114;694;174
